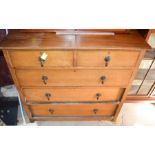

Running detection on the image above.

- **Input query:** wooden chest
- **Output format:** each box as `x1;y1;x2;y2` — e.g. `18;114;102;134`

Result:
0;30;150;122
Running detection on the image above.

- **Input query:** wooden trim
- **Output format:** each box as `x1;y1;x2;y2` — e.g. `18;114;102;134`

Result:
126;96;155;102
19;29;130;33
12;66;135;70
31;116;113;121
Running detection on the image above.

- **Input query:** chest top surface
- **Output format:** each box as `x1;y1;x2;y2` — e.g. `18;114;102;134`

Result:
0;30;151;50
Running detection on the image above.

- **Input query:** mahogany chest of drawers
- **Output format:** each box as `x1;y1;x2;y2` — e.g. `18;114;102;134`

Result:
0;30;150;122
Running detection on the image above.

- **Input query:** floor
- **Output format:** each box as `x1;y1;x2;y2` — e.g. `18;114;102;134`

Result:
1;85;155;126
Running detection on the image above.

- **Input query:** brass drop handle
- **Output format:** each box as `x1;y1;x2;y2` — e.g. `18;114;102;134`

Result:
45;93;51;100
39;56;45;67
96;93;102;100
38;52;48;67
49;109;54;114
93;109;99;114
42;75;48;84
104;56;111;67
100;76;106;84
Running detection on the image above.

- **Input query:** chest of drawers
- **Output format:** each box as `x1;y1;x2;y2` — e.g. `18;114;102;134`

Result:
0;30;150;122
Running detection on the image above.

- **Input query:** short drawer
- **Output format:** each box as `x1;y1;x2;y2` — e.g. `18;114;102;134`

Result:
23;87;124;102
77;50;140;67
28;103;118;117
9;50;73;67
16;69;132;87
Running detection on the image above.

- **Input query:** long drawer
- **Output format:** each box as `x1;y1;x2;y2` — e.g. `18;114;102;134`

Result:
77;50;140;67
23;87;124;102
16;69;132;87
28;103;118;117
9;50;73;67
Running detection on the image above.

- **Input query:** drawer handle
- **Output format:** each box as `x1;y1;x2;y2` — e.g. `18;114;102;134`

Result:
45;93;52;100
49;109;54;114
93;109;99;114
42;75;48;84
38;52;48;67
104;56;111;67
96;93;102;100
100;76;106;84
39;56;45;67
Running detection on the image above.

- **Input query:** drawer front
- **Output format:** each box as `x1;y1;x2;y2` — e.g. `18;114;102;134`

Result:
9;50;73;67
16;69;132;87
77;50;140;67
28;103;118;117
23;87;124;102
